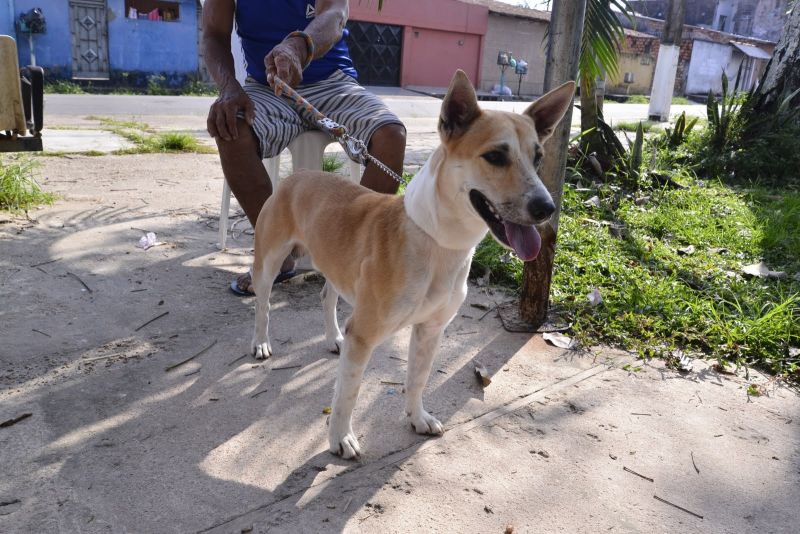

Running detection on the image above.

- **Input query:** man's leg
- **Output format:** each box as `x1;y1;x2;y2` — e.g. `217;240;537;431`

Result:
215;117;271;227
217;112;297;292
360;123;406;195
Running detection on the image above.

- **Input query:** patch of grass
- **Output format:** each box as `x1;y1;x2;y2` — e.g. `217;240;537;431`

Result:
87;116;152;131
44;80;85;94
115;131;215;155
623;95;694;105
614;120;658;133
322;154;346;174
473;178;800;381
0;156;55;211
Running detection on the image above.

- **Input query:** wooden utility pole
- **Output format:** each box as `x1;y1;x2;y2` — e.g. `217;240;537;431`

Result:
647;0;686;121
519;0;586;325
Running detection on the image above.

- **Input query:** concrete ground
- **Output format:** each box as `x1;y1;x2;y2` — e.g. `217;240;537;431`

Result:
1;95;798;533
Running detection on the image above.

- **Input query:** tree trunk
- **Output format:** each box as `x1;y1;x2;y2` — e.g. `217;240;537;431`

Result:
519;0;586;325
754;5;800;112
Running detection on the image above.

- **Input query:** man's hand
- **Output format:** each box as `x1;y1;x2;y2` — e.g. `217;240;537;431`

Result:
206;85;255;141
265;36;308;94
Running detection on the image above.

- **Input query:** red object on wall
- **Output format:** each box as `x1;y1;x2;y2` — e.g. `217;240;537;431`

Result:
348;0;488;88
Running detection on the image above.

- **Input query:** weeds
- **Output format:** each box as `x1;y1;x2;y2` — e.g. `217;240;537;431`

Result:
614;120;657;133
0;156;54;211
473;71;800;381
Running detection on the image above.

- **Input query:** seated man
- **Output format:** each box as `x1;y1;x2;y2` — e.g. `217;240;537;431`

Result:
203;0;406;294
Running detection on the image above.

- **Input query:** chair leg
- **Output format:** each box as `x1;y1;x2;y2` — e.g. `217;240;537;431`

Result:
348;160;362;184
219;179;231;250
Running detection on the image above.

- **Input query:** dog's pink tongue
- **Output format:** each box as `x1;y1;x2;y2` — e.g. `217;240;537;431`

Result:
503;222;542;261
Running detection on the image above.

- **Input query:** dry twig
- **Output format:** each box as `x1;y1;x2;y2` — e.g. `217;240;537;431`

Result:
134;311;169;332
165;340;217;372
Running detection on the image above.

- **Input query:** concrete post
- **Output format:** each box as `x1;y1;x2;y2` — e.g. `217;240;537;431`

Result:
519;0;585;325
647;0;686;121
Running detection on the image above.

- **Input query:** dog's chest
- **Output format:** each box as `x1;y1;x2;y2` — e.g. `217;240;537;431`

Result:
406;255;469;323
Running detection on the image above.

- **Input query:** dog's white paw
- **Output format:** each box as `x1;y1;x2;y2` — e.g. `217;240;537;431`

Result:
251;341;272;360
329;428;361;459
410;410;444;435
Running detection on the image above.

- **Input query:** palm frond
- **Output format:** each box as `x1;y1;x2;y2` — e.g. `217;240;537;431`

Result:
580;0;634;81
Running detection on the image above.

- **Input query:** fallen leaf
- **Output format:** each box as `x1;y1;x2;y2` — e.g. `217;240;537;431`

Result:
742;261;786;279
677;245;695;255
322;407;332;414
584;195;601;208
708;247;728;254
542;332;576;350
586;288;603;306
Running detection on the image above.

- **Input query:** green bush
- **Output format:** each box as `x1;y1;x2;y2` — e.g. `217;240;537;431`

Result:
0;157;54;211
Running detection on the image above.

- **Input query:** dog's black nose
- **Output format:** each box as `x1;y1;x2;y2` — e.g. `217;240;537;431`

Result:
528;196;556;222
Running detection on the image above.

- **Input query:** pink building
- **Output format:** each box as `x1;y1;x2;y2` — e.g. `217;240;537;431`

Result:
347;0;488;87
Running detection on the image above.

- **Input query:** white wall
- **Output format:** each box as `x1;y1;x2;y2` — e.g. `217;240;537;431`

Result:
686;40;737;94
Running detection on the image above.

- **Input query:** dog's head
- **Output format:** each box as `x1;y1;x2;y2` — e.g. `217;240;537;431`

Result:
438;70;574;261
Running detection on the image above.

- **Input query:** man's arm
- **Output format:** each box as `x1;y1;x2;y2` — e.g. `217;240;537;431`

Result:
202;0;254;140
265;0;349;89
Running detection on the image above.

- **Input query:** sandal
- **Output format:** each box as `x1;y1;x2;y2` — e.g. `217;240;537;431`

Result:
229;270;298;296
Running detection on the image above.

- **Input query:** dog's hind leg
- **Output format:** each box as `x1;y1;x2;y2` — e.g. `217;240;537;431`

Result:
405;321;446;435
251;240;293;360
320;281;343;354
328;318;379;459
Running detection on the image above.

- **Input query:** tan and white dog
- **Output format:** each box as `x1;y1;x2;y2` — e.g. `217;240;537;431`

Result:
250;70;574;459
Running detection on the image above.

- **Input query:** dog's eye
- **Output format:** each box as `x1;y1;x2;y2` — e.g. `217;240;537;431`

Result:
481;150;508;166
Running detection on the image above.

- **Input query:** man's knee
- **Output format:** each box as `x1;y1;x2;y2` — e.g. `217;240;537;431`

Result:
370;123;406;151
215;118;259;158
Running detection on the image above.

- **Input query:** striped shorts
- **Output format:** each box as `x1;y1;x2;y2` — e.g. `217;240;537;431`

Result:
243;70;403;159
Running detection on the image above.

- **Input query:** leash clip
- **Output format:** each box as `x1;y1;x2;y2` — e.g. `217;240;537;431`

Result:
342;135;367;165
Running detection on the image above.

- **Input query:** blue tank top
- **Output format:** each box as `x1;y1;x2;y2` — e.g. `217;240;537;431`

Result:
235;0;358;85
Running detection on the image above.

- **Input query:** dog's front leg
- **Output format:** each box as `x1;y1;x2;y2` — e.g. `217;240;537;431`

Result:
405;321;446;435
329;328;374;459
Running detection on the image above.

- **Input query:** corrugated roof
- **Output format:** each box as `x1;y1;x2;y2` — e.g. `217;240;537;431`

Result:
731;42;772;60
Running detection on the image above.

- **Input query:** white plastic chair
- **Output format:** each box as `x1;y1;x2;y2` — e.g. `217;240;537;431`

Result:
218;130;361;249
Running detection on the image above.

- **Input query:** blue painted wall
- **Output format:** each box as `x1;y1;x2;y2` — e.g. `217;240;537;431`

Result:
108;0;198;74
9;0;73;73
5;0;199;79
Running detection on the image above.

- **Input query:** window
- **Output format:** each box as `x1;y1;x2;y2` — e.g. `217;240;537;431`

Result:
125;0;180;22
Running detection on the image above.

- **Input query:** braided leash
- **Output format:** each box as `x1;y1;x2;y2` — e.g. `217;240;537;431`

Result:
270;76;406;185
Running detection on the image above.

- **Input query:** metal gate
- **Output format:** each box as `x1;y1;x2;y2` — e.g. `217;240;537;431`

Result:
69;0;110;80
345;21;402;86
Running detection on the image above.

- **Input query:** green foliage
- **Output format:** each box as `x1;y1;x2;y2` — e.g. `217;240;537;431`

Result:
614;120;658;133
474;179;799;381
0;156;54;211
686;72;800;186
146;74;170;96
706;69;750;150
580;0;635;81
44;80;85;94
671;96;692;105
181;80;218;96
322;154;346;173
625;95;649;104
661;112;699;149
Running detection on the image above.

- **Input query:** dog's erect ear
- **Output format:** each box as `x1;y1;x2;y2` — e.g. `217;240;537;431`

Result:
439;70;481;138
524;81;576;142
